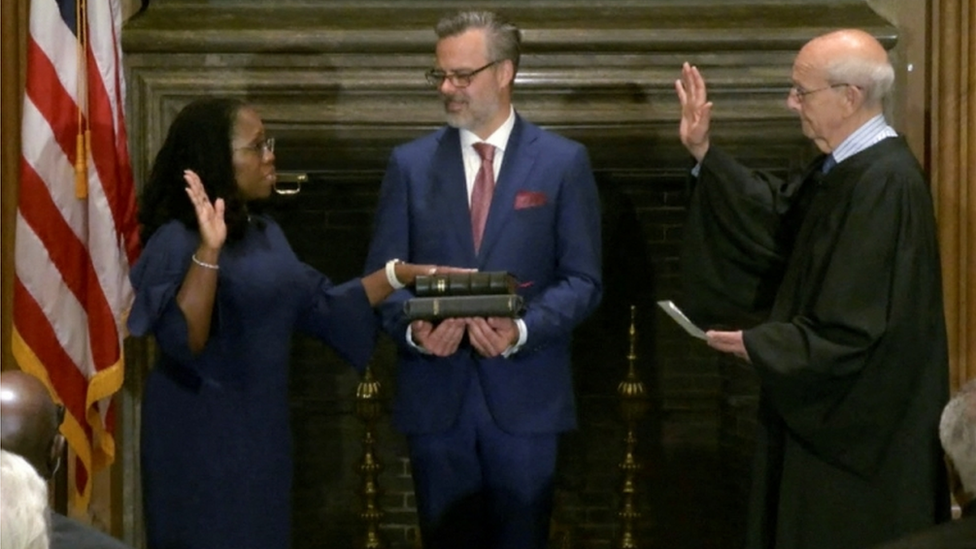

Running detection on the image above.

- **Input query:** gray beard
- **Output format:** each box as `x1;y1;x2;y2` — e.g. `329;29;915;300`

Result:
445;111;472;130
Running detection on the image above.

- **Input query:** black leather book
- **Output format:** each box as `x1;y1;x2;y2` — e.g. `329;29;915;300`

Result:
414;271;517;297
403;294;525;320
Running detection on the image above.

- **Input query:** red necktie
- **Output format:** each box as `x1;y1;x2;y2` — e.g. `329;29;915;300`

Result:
471;142;495;253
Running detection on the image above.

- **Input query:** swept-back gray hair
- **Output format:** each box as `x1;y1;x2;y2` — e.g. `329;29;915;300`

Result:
0;450;50;549
824;55;894;105
940;379;976;495
435;10;522;74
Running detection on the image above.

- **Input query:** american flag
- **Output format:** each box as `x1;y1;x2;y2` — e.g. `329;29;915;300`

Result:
13;0;139;509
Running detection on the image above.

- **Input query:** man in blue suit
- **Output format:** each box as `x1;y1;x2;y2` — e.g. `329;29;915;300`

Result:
364;10;602;549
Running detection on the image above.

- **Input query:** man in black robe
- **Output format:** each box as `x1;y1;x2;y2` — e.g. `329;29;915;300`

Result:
674;29;951;549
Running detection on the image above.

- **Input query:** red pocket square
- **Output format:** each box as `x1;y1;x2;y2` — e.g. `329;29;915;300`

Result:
514;191;547;209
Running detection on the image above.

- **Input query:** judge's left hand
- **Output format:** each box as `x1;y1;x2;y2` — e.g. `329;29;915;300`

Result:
466;317;519;358
706;330;751;363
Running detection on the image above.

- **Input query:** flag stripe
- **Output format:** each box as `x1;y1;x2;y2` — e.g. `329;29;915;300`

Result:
29;0;82;113
85;6;130;228
21;97;87;246
17;161;121;371
14;211;96;376
22;91;134;334
25;36;78;167
13;279;92;430
84;48;139;305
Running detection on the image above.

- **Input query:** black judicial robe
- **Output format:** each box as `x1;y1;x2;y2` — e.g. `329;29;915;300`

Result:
679;137;950;549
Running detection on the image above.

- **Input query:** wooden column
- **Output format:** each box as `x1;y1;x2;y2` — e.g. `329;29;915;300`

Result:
1;0;27;372
931;0;976;390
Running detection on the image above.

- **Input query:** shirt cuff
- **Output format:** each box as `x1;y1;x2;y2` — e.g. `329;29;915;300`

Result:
502;318;528;358
404;324;432;354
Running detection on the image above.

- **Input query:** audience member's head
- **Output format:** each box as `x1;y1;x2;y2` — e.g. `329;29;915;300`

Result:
0;371;65;479
0;449;51;549
940;379;976;511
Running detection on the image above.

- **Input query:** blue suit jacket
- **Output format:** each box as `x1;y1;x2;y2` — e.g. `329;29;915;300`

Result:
365;115;602;435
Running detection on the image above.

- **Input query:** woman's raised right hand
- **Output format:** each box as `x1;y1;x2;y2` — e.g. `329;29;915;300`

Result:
183;169;226;252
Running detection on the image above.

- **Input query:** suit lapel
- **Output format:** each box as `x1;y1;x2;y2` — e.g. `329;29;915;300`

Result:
479;115;539;260
431;128;478;262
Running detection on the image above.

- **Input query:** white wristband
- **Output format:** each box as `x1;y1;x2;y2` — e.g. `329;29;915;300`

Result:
385;259;405;290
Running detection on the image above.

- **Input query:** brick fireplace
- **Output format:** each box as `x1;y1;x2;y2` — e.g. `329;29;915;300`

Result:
120;1;898;547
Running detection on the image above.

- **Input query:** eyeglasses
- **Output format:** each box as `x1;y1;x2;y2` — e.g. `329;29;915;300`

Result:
425;61;498;88
789;83;855;103
234;137;275;155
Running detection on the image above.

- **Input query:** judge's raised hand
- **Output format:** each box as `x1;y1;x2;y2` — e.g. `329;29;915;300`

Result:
675;62;713;162
411;317;466;357
466;317;519;358
183;169;226;252
705;330;751;363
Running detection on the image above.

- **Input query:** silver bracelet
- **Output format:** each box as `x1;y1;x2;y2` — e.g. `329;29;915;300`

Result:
191;254;219;270
385;258;404;290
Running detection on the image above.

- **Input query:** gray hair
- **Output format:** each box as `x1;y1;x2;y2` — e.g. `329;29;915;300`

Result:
435;11;522;74
940;379;976;495
0;450;50;549
824;56;894;105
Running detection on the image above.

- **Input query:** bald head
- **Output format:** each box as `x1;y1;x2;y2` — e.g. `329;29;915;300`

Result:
0;371;64;478
806;29;888;61
797;29;894;107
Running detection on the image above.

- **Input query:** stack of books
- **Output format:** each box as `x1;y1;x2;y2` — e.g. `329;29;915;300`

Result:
403;271;525;320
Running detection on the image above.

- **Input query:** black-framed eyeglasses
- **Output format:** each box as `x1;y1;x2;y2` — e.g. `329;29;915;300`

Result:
789;83;856;103
425;61;498;88
234;137;275;155
55;404;65;426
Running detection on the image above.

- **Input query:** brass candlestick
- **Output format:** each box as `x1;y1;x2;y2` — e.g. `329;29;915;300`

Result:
617;305;649;549
356;366;386;549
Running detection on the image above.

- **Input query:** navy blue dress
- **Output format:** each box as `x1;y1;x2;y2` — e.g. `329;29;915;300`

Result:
128;216;376;549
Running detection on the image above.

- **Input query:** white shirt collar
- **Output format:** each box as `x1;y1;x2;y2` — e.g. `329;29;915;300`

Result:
460;106;516;153
830;114;897;164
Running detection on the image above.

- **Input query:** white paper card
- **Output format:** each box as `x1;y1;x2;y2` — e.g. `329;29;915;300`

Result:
656;300;707;340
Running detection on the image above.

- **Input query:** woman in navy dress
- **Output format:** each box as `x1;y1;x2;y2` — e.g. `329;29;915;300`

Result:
129;98;439;549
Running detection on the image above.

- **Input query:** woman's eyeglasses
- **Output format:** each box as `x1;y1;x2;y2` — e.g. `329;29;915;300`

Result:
234;137;275;155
